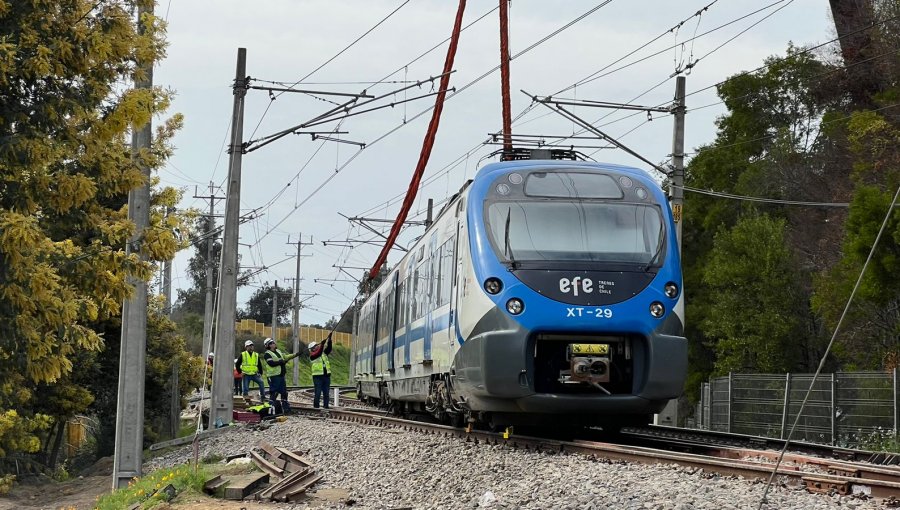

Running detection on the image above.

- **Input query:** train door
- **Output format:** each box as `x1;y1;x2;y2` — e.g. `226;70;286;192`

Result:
450;197;466;351
449;220;461;351
402;264;415;368
370;294;380;375
388;272;398;372
423;234;438;362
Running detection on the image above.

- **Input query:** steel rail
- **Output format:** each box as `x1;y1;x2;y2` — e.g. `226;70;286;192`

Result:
275;403;900;500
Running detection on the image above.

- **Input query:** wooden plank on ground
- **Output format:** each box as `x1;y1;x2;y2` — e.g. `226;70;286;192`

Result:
203;475;228;495
224;473;270;500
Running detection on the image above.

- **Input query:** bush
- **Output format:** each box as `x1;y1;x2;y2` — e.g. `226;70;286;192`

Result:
95;464;208;510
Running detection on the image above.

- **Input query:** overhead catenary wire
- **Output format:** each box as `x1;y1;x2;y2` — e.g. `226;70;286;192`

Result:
522;0;796;149
239;5;501;234
246;0;413;141
250;1;615;250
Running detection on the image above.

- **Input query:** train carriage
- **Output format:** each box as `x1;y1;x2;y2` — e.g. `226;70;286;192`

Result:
351;155;687;429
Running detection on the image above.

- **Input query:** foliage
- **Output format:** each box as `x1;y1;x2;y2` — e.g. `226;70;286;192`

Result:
812;106;900;367
95;463;208;510
172;215;250;319
0;0;194;467
681;47;844;397
701;215;804;374
238;283;294;326
87;299;204;455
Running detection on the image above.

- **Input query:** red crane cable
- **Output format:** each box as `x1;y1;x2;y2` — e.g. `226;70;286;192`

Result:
367;0;468;281
499;0;513;154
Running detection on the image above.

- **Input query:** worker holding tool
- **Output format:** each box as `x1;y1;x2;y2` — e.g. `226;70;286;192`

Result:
309;334;333;409
237;339;266;403
263;337;300;414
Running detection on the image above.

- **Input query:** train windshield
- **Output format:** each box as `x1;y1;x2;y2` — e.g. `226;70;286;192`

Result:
485;200;664;265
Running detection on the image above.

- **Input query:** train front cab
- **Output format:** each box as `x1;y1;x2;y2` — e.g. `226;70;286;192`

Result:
451;161;688;426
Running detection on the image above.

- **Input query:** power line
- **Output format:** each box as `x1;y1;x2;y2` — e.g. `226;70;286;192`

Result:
511;0;797;134
246;0;413;141
249;1;616;249
242;4;501;236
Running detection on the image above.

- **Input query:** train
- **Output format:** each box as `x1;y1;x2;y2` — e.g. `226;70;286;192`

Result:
350;152;687;430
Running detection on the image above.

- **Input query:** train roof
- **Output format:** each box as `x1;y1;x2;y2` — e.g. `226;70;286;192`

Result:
474;159;656;182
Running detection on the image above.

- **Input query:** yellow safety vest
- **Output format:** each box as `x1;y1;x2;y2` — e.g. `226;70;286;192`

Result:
241;351;259;375
264;349;286;377
311;353;331;376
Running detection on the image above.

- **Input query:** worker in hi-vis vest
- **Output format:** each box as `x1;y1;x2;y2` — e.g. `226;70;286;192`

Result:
236;339;266;403
309;335;333;409
263;337;300;414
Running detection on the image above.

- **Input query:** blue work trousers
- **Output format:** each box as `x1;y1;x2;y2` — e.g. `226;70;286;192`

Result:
267;375;291;413
242;373;266;401
313;374;331;409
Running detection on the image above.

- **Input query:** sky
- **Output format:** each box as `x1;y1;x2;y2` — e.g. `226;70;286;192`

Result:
152;0;837;326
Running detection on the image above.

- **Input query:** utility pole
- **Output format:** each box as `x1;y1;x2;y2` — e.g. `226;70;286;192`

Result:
660;75;686;429
162;206;179;439
670;75;686;256
194;182;224;359
113;0;153;489
499;0;512;154
211;48;247;428
162;207;173;315
272;280;279;339
287;235;312;384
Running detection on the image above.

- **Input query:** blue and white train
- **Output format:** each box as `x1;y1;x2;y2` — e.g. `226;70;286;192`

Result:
351;155;687;429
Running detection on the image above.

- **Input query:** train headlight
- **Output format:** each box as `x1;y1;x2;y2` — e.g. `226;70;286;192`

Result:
484;278;503;295
649;301;665;318
664;282;679;299
506;298;524;315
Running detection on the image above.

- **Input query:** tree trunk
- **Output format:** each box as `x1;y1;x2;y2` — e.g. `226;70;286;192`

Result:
47;419;66;470
829;0;883;105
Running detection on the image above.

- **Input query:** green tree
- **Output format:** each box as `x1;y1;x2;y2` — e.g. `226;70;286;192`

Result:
239;283;294;326
681;46;847;397
812;108;900;368
0;0;188;476
701;215;805;374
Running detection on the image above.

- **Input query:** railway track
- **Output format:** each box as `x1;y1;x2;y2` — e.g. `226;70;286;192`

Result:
618;425;900;465
267;401;900;501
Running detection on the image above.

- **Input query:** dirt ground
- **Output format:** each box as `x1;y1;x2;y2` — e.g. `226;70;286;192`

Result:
0;473;110;510
0;457;349;510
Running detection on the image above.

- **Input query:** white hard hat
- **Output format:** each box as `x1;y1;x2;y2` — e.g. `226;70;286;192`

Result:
244;340;254;347
208;352;214;358
308;341;317;350
264;337;276;347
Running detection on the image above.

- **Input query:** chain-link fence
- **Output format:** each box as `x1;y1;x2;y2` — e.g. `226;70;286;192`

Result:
695;371;900;446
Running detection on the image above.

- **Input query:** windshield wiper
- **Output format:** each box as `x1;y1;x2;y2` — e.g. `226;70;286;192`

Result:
644;226;665;272
504;206;518;269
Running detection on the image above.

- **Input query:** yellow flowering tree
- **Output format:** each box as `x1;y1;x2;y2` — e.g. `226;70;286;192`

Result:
0;0;191;477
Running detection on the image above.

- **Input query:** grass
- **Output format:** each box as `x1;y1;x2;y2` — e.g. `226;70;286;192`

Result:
95;464;208;510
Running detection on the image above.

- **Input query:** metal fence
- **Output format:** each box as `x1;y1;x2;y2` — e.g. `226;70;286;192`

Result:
695;371;900;446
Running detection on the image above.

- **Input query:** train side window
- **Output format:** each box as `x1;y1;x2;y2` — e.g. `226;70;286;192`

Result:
417;259;429;318
396;278;406;327
411;266;420;319
430;249;439;311
438;237;455;306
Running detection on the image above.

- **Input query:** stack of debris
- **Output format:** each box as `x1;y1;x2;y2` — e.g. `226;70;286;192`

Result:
203;440;322;502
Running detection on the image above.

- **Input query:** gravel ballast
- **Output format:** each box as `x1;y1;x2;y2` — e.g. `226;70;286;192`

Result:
148;416;883;509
